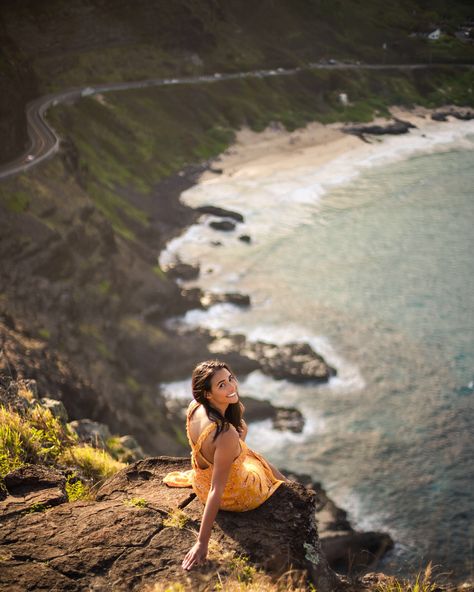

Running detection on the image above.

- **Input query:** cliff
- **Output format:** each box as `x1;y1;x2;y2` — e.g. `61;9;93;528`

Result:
0;372;389;591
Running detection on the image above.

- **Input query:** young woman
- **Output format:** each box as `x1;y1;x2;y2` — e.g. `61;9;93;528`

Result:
163;359;289;571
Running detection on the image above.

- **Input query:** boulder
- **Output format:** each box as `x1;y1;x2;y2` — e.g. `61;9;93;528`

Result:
245;341;336;383
209;220;236;232
343;119;416;137
39;397;69;424
163;261;200;280
201;291;251;308
431;112;449;122
239;234;252;243
196;205;244;222
285;471;394;575
241;396;304;433
68;418;112;447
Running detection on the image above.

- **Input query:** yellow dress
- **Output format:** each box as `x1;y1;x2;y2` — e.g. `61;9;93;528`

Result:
163;402;284;511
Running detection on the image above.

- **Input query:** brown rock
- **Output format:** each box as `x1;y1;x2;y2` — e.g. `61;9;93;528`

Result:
1;465;67;519
0;457;343;592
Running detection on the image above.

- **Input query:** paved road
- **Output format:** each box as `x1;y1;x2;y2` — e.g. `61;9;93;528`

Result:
1;62;472;180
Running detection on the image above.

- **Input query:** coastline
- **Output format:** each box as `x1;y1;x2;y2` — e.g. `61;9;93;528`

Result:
199;105;473;182
157;103;474;581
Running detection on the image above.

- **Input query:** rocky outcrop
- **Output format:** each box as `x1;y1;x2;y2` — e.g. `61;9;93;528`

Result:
0;457;343;592
343;119;416;138
209;332;337;383
200;291;251;308
196;205;244;222
431;108;474;122
240;396;305;432
285;471;394;574
209;219;236;231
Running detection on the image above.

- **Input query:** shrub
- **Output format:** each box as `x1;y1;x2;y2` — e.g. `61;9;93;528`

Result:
59;444;125;482
65;472;92;502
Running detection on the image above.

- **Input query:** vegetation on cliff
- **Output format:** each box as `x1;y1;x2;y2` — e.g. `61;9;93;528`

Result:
0;375;128;501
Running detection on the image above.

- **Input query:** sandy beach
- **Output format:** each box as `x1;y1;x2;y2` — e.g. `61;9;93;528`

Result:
198;105;472;183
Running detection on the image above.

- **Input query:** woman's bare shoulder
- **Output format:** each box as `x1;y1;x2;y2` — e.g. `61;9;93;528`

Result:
215;424;240;446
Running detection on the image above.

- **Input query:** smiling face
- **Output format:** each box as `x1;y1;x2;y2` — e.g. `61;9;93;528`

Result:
205;367;239;412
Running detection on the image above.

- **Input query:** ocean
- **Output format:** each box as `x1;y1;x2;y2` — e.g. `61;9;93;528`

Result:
160;118;474;582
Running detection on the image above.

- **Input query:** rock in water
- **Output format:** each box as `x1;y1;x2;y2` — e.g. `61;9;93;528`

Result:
209;220;236;231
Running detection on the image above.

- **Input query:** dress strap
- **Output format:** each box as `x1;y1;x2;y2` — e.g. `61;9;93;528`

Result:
194;423;217;453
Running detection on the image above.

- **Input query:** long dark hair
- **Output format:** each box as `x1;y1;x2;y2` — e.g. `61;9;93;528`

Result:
191;360;243;441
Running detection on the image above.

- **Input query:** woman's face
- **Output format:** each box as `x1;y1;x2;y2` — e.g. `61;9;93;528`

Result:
206;367;239;408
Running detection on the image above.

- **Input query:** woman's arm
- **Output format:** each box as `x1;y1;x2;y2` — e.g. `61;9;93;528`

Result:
182;427;239;571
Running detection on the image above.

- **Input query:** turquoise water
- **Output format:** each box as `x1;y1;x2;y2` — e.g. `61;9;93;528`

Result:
165;135;474;581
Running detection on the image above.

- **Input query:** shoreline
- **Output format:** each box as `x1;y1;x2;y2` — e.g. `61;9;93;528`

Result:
157;103;474;580
198;104;474;183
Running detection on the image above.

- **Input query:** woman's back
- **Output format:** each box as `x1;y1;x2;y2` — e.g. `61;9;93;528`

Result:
185;401;284;512
187;401;241;469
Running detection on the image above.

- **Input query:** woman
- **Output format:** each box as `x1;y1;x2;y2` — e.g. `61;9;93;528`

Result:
163;359;289;571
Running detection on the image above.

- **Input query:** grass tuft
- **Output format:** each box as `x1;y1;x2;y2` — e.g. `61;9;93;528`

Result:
59;444;125;482
374;563;447;592
163;508;189;529
65;472;92;502
123;496;148;508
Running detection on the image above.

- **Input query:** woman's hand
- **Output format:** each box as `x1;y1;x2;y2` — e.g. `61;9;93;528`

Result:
182;540;208;571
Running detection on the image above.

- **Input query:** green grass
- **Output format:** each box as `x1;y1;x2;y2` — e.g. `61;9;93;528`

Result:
65;472;92;502
123;496;148;508
0;404;71;480
0;401;125;495
0;191;30;213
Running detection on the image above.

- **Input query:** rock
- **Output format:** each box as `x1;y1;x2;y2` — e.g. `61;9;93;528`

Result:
285;471;394;574
39;397;69;424
201;292;251;308
245;341;336;383
0;457;342;591
68;419;112;447
430;108;473;123
196;205;244;222
163;261;200;280
209;219;236;231
116;435;146;462
1;465;67;518
23;379;38;399
273;407;305;433
344;119;416;137
239;234;252;243
431;112;449;122
241;396;304;433
322;530;394;573
179;287;204;309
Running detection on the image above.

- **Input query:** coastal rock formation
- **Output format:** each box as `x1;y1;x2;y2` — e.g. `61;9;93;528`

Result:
209;219;236;231
431;108;474;122
241;396;305;433
0;457;342;592
213;336;337;383
343;119;416;138
163;261;200;280
200;291;251;308
286;472;395;574
196;205;244;222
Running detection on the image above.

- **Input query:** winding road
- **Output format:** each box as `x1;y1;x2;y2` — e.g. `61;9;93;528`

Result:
0;62;472;181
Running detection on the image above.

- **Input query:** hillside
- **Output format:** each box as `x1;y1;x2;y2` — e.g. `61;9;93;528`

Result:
1;0;473;161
